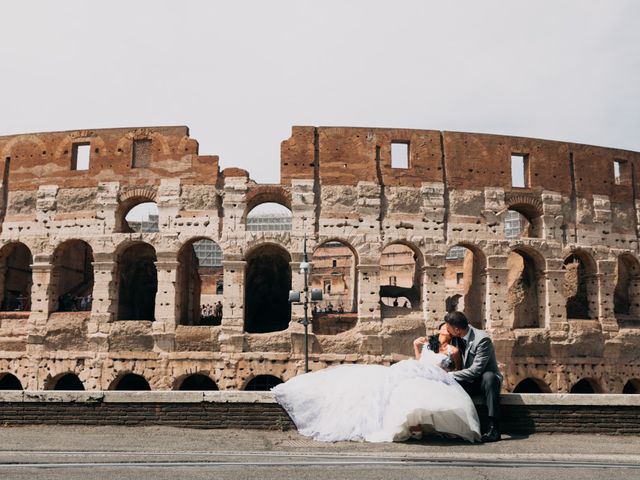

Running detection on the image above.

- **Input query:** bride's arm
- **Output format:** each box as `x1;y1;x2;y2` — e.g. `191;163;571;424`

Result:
413;337;426;359
451;346;462;370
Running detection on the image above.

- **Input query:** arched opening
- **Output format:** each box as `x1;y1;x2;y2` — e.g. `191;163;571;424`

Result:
623;379;640;394
120;201;159;233
310;240;358;334
445;245;486;328
513;378;550;393
507;248;545;329
178;374;219;391
111;373;151;391
244;244;291;333
379;243;422;317
116;243;157;320
50;373;85;391
0;373;22;390
563;251;597;320
244;375;283;391
570;378;600;394
246;203;292;232
505;204;542;239
0;243;32;312
177;239;224;326
614;254;640;323
49;240;94;312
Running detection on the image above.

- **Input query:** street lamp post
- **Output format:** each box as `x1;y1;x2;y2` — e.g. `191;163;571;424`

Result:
289;221;322;373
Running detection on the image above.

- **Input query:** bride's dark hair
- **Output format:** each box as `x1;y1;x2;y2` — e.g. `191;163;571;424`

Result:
427;334;440;353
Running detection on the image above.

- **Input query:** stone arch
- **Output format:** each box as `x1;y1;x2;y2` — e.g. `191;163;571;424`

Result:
623;378;640;394
53;133;108;165
115;187;158;233
176;373;219;391
379;240;424;315
0;372;23;390
243;374;283;391
115;242;157;321
0;135;47;159
243;186;292;221
176;237;224;325
116;129;172;157
48;240;94;313
109;372;151;391
508;246;546;329
505;194;544;239
310;239;359;334
0;242;32;312
570;378;601;393
513;377;551;393
563;249;598;320
614;253;640;322
46;372;85;391
244;243;292;333
444;243;486;329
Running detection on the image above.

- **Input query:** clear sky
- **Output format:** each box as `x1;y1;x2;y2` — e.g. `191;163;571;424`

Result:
0;1;638;184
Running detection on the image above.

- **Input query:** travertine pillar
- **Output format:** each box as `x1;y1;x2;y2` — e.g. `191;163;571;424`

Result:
88;252;117;350
153;251;179;351
423;261;447;329
289;260;309;332
544;262;567;334
485;255;509;330
357;263;382;354
26;255;52;348
596;259;617;334
219;259;245;352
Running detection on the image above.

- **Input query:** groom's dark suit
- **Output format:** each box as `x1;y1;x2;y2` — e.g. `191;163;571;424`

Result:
451;326;502;419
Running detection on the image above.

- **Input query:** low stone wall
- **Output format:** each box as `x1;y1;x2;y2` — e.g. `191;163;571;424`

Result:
0;391;638;435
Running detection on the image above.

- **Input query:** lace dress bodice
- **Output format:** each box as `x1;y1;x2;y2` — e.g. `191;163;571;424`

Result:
421;344;455;372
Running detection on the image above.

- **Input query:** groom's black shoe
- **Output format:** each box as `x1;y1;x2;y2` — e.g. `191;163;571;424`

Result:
481;424;501;443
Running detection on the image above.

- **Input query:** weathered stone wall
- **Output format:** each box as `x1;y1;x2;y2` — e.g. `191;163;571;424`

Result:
0;125;638;394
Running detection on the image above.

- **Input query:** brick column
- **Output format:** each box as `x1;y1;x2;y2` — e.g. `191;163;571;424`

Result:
153;251;179;351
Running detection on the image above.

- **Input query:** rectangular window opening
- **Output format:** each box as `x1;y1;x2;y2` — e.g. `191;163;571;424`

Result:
511;153;529;188
389;276;397;286
71;143;90;171
391;142;409;169
332;259;337;268
456;272;464;284
132;139;152;168
613;160;629;185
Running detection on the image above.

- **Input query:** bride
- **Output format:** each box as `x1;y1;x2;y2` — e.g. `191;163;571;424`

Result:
272;323;481;442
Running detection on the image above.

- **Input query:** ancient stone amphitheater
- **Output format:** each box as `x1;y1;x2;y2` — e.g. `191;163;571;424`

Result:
0;125;638;394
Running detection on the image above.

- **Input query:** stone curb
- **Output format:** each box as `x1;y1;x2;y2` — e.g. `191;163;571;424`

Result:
1;391;639;406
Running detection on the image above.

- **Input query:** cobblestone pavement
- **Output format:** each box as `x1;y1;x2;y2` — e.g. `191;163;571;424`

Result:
0;426;638;480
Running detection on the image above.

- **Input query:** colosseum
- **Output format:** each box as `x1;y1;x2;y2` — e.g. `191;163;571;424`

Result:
0;125;639;395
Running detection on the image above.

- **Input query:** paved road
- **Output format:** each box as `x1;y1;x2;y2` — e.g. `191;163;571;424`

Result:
0;426;638;479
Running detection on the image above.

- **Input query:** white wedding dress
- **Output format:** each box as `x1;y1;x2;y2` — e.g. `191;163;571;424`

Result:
272;346;481;442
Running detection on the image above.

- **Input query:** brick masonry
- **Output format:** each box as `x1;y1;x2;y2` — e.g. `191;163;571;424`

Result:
0;392;638;435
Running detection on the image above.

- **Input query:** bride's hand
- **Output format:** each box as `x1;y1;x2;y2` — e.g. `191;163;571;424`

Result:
413;337;427;346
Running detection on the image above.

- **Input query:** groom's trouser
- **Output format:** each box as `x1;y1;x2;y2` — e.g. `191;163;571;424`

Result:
457;371;501;418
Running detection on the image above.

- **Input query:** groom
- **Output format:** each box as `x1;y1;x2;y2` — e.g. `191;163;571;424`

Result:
444;311;502;442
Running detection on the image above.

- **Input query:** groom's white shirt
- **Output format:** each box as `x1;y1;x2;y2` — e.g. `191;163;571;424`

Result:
461;329;472;364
